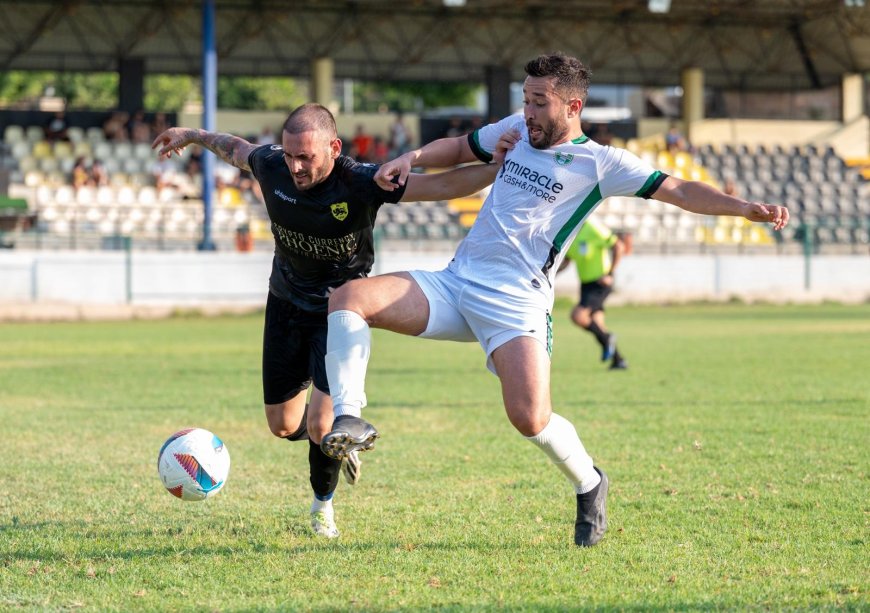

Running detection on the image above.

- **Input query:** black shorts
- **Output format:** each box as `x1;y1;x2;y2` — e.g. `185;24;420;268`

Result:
579;280;612;313
262;292;329;405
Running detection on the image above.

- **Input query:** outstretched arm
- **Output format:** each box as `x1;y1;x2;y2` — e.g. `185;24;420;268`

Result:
374;135;479;191
152;127;257;172
399;163;498;203
653;176;790;231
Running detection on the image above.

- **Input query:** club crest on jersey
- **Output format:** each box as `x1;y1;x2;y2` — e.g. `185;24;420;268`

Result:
554;152;574;166
330;202;349;221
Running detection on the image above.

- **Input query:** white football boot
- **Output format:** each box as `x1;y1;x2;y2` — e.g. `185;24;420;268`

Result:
310;508;339;539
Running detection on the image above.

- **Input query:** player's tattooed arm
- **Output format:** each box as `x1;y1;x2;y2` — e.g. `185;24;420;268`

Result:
152;127;256;171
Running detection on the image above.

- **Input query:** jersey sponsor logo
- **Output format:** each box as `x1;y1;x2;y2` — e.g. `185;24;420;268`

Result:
554;152;574;166
274;189;297;204
273;223;358;261
498;159;564;203
270;145;282;151
330;202;349;221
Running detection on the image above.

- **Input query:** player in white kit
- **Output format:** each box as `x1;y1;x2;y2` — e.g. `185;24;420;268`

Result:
320;53;789;546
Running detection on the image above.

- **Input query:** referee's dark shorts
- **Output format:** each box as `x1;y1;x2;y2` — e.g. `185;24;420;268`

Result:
579;278;612;313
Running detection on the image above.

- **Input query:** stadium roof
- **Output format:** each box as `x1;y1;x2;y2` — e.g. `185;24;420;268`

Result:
0;0;868;91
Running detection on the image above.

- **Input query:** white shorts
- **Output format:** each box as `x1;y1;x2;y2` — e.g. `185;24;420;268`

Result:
409;268;552;374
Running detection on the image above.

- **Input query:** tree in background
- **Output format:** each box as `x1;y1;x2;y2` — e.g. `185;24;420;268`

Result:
352;81;480;112
0;71;479;113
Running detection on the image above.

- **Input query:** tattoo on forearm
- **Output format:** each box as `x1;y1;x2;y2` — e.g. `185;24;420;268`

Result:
192;129;253;171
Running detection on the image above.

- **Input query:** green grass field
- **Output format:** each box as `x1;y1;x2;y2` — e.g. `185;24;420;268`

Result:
1;303;867;611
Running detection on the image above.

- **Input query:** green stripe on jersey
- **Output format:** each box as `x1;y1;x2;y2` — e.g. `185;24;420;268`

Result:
552;183;602;253
470;131;493;163
635;170;664;198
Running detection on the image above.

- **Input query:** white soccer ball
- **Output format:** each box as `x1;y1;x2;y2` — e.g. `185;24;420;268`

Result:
157;428;230;501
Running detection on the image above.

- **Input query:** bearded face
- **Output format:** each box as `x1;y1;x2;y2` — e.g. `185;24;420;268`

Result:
523;76;578;150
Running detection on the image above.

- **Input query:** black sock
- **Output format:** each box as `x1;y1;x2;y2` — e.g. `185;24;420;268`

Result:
577;478;602;506
309;440;341;499
586;321;610;348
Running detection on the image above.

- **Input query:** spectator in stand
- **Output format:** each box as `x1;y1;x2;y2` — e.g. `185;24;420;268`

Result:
352;124;374;162
388;112;410;157
44;111;69;142
72;156;91;189
444;116;465;138
151;155;179;190
128;110;152;143
185;146;203;174
151;113;170;140
666;123;688;154
238;168;262;203
592;123;613;146
723;178;739;197
90;160;109;187
256;126;277;145
371;136;390;164
103;111;129;142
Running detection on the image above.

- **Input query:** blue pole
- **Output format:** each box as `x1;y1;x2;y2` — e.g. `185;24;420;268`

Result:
199;0;217;251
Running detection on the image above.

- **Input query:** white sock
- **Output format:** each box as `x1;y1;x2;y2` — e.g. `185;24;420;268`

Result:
525;413;601;495
310;496;333;515
325;310;370;418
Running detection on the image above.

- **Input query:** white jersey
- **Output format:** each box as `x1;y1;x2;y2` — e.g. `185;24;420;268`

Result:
449;113;665;308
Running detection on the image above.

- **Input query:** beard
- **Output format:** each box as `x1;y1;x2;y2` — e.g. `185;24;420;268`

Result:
528;116;570;150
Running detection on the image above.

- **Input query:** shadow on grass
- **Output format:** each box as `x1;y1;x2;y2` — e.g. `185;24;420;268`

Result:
2;533;575;562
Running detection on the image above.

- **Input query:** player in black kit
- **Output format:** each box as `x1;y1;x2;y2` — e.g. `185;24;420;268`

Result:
153;104;498;538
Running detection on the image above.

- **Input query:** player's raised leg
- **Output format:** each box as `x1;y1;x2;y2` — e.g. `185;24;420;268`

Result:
321;272;431;460
490;337;608;547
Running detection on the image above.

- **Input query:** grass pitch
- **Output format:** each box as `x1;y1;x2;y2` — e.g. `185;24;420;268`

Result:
0;302;867;611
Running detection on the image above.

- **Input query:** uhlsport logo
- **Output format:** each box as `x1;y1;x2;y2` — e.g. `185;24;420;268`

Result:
330;202;349;221
554;152;574;166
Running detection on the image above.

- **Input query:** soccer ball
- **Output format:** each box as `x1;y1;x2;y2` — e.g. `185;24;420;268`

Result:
157;428;230;501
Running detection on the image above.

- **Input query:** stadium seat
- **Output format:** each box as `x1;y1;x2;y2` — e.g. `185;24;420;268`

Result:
38;158;59;173
138;186;157;206
3;125;25;143
65;126;84;143
53;141;73;158
113;142;133;158
32;141;52;159
98;219;116;235
133;143;153;160
86;127;105;142
24;170;45;187
72;141;92;158
55;185;75;206
11;140;31;160
34;185;54;207
121;158;142;174
92;142;112;162
76;186;96;206
18;156;37;173
25;126;44;142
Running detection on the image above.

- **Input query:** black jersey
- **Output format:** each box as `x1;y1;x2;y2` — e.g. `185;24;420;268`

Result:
248;145;406;312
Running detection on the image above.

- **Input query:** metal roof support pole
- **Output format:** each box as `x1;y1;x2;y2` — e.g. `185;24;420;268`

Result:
681;66;704;145
486;65;511;121
198;0;217;251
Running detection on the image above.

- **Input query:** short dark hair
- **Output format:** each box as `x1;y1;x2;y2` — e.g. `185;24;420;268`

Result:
524;53;591;104
282;103;337;139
